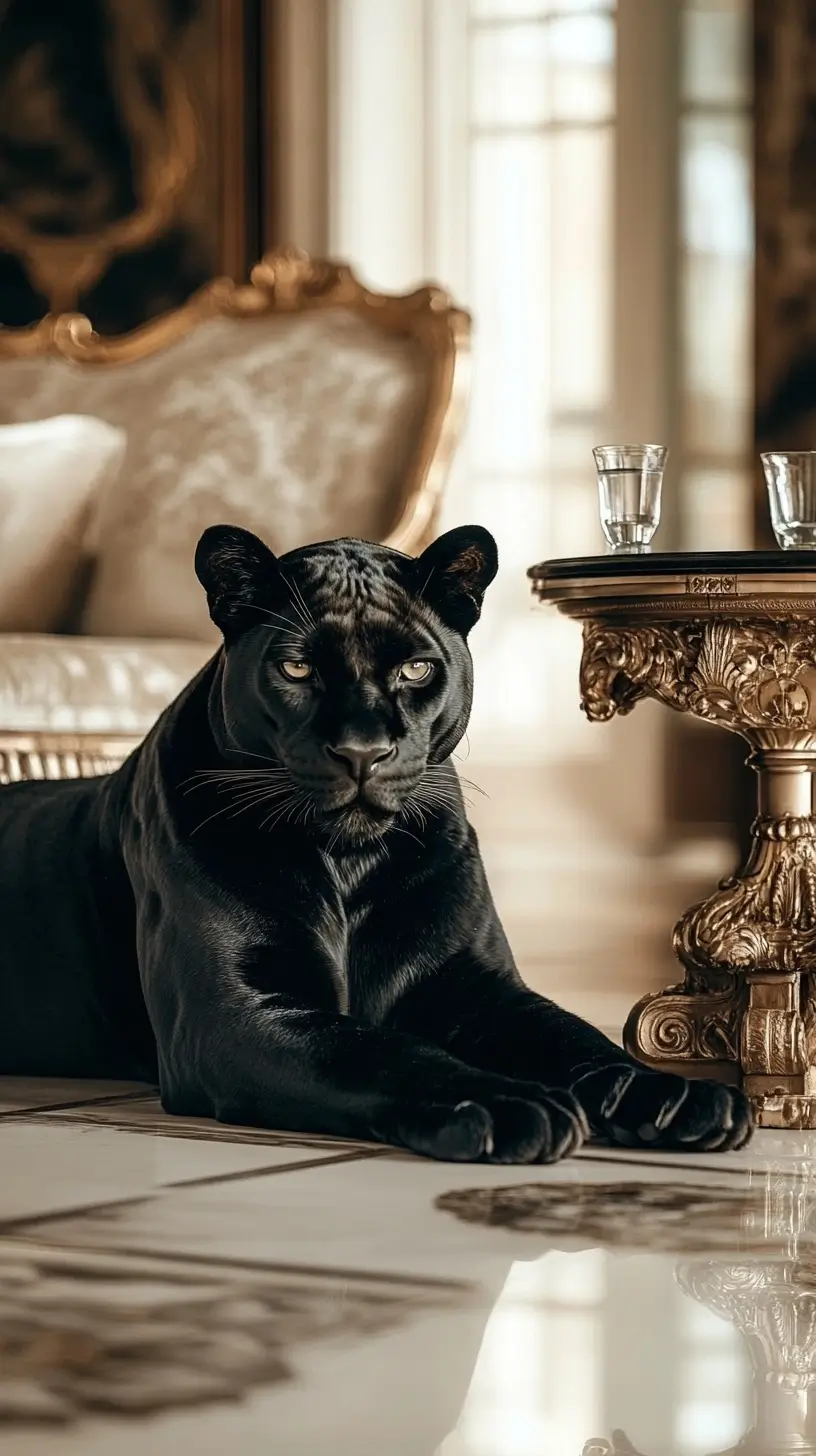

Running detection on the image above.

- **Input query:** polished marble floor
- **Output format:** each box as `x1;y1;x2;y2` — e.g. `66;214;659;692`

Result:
0;1072;814;1456
0;761;773;1453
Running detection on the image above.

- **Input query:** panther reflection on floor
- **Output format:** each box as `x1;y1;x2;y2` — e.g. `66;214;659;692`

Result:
0;524;752;1161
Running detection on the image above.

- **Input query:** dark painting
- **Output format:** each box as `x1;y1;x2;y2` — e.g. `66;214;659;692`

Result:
0;0;259;333
754;0;816;543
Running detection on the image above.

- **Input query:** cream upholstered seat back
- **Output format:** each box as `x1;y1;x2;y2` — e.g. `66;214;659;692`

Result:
0;251;470;642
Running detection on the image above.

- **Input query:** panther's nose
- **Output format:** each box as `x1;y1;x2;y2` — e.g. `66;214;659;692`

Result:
325;740;397;783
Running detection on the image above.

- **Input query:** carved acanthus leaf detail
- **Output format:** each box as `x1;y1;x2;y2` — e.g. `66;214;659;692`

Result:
579;624;699;722
580;619;816;747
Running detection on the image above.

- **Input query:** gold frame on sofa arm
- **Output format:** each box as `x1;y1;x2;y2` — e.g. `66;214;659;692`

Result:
0;246;472;555
0;734;142;786
0;248;471;785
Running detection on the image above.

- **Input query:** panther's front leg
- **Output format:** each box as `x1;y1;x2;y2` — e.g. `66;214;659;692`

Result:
388;959;753;1153
160;986;589;1166
136;892;587;1164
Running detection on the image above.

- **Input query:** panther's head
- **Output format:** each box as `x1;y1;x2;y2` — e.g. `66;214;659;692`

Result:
194;524;498;842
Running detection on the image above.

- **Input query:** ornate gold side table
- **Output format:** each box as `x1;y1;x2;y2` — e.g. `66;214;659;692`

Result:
529;551;816;1130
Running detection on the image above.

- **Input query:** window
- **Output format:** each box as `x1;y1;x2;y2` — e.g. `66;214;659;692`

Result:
329;0;753;769
679;0;753;551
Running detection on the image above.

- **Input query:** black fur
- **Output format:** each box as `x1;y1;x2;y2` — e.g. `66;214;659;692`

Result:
0;526;752;1161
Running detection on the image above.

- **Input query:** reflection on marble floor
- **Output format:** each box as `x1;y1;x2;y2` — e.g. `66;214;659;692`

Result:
3;1078;816;1453
0;1241;460;1425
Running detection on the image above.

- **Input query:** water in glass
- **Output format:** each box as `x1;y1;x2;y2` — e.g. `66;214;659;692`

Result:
593;445;668;554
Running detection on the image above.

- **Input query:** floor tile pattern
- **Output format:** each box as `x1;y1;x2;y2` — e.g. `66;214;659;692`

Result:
0;1072;813;1455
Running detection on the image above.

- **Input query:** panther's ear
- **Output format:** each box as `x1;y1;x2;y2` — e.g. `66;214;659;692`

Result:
195;524;280;636
413;525;498;635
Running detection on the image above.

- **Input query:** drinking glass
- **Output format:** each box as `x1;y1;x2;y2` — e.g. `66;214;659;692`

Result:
592;444;668;554
761;451;816;549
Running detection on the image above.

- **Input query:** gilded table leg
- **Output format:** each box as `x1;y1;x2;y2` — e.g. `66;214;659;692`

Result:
580;619;816;1129
626;754;816;1128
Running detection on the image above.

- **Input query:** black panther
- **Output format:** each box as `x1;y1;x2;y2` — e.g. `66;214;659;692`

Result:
0;525;752;1161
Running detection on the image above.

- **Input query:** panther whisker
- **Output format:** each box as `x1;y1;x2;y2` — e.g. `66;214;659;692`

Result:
412;787;468;817
260;790;306;831
455;775;488;799
389;824;424;850
417;565;436;603
454;731;472;762
292;795;316;828
181;770;290;795
242;603;304;633
225;747;284;764
190;795;265;834
185;768;290;781
411;797;429;828
221;793;292;822
189;778;297;830
417;787;465;807
426;764;487;799
222;785;296;810
218;787;290;806
401;797;427;833
284;791;312;825
324;821;347;857
415;782;461;804
286;574;318;632
281;574;316;634
198;770;290;781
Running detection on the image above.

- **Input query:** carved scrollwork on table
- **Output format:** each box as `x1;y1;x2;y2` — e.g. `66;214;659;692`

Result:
672;826;816;979
581;618;816;746
577;612;816;1123
579;623;700;722
624;984;741;1069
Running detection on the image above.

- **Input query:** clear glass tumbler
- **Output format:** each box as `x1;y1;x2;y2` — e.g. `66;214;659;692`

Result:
761;451;816;549
592;444;668;554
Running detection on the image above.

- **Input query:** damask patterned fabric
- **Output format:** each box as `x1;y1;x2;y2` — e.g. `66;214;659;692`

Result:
0;635;211;733
0;415;125;632
0;311;428;640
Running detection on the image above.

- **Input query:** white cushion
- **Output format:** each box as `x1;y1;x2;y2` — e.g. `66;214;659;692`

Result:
0;634;211;734
0;415;125;632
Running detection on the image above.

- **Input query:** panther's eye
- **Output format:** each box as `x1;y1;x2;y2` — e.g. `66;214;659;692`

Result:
398;659;434;684
279;660;313;682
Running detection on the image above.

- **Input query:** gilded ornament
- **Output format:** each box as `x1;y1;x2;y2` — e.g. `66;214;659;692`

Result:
532;563;816;1129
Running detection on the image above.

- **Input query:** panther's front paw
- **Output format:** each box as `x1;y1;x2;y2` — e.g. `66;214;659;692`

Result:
393;1085;588;1164
571;1065;753;1152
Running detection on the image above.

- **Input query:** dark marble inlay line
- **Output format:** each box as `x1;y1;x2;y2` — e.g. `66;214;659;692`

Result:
0;1146;386;1237
577;1147;760;1179
163;1144;391;1192
0;1089;157;1121
2;1232;472;1293
33;1105;382;1153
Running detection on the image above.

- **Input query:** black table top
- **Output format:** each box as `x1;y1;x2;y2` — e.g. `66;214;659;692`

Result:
528;551;816;581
